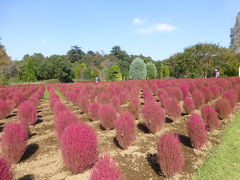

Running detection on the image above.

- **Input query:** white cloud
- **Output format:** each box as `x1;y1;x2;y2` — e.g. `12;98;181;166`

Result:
136;23;177;34
155;24;177;31
133;18;144;25
40;40;47;44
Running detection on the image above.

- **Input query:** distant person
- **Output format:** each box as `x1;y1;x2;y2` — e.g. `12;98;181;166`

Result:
213;69;217;77
216;71;220;78
95;76;100;83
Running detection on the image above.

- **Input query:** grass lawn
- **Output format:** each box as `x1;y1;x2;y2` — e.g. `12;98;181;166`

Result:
193;112;240;180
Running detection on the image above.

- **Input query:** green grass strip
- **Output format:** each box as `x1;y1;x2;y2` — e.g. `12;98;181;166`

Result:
193;112;240;180
43;89;49;99
54;89;64;99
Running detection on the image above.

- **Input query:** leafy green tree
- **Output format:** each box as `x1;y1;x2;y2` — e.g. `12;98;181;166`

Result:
129;57;147;80
160;64;170;79
108;65;122;81
22;56;37;82
87;50;95;56
110;46;128;60
99;68;108;81
67;45;85;63
73;63;87;79
83;68;92;79
146;62;157;79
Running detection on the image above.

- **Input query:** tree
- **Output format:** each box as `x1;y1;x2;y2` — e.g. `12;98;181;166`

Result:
83;68;92;80
99;68;108;81
108;65;122;81
67;46;85;63
22;56;37;82
110;46;128;60
160;64;170;79
73;63;87;79
146;62;157;79
0;40;11;83
87;50;95;56
129;57;147;80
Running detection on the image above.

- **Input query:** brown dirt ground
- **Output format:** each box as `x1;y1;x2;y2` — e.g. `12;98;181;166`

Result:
0;91;239;180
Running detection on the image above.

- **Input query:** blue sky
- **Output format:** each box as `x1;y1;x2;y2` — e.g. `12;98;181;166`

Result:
0;0;240;61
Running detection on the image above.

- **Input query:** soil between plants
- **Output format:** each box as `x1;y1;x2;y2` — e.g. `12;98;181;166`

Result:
0;94;239;180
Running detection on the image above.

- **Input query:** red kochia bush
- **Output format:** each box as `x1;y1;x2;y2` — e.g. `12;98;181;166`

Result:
54;111;78;140
115;112;136;149
142;102;165;133
164;98;181;119
202;87;213;103
53;101;68;115
1;122;28;164
111;96;121;112
90;154;122;180
60;122;98;173
183;97;195;114
78;96;89;113
223;90;238;109
18;101;38;127
201;105;219;130
128;96;140;119
215;98;232;119
0;100;11;119
88;102;100;121
119;91;129;105
192;90;205;109
157;133;185;178
99;104;117;130
0;158;13;180
180;83;189;98
187;114;208;149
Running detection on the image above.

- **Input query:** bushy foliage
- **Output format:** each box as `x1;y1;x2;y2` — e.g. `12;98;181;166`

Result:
60;122;98;173
88;102;100;121
202;87;213;103
108;65;122;81
215;98;232;119
54;111;78;140
99;104;117;130
1;122;28;164
142;102;165;133
223;90;238;109
0;100;11;119
78;96;89;113
146;62;157;79
115;112;136;149
183;97;195;114
98;93;109;105
164;98;181;119
53;101;68;115
128;96;140;119
0;158;13;180
90;154;122;180
111;96;121;112
119;91;129;105
129;58;147;80
187;114;208;149
167;87;183;101
157;133;185;178
201;105;219;130
192;90;205;109
18;101;38;127
180;83;189;98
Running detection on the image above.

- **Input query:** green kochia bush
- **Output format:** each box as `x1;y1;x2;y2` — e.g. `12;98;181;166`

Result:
146;62;157;79
129;58;147;80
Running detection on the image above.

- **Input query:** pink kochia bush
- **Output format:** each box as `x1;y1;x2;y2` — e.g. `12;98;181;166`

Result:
192;90;205;109
115;112;136;149
53;101;68;115
157;133;185;178
164;98;181;119
223;90;238;109
183;97;195;114
0;100;12;119
90;154;122;180
60;122;98;173
78;96;89;113
201;105;219;130
111;96;121;112
187;114;208;149
99;104;117;130
54;111;78;140
18;101;37;127
142;102;165;133
1;122;28;164
215;98;232;119
0;158;13;180
88;102;100;121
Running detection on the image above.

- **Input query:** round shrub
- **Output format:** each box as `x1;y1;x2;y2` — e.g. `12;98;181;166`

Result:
115;112;136;149
1;122;28;164
202;87;213;103
0;158;13;180
142;102;165;133
88;102;100;121
187;113;208;149
119;91;129;105
18;101;38;127
60;122;98;173
180;83;189;98
215;98;232;119
128;96;140;119
201;105;219;130
78;96;89;113
129;57;147;80
90;154;122;180
183;97;195;114
223;90;238;109
157;133;185;178
111;96;121;112
164;98;181;119
192;90;205;109
98;93;109;105
146;62;157;79
99;104;117;130
0;100;11;119
54;110;78;140
53;101;68;115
